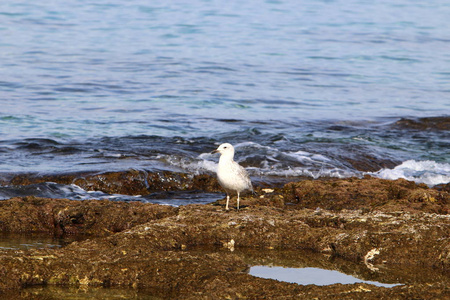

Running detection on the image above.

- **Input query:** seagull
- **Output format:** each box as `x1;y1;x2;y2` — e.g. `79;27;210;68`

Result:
212;143;253;210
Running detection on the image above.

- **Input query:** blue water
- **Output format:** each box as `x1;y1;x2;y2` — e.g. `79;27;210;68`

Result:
1;4;448;298
1;0;449;191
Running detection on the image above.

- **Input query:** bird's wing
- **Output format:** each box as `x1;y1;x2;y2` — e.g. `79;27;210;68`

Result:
234;162;253;191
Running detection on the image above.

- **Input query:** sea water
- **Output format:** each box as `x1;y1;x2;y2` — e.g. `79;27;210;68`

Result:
1;0;449;200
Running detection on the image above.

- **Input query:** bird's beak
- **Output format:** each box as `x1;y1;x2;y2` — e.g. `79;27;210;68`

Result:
211;149;219;154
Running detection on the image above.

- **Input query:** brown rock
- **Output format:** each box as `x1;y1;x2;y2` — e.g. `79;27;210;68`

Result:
393;116;450;130
282;176;449;213
0;177;449;299
0;196;177;235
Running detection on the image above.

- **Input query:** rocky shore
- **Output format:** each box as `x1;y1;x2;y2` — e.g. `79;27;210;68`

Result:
0;174;449;299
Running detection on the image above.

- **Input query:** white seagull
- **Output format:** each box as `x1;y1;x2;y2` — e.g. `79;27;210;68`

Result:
212;143;253;210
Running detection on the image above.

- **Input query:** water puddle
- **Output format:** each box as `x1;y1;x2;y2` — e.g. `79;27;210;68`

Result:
1;240;448;298
250;266;401;287
239;248;449;288
140;191;222;206
0;234;160;299
0;233;86;250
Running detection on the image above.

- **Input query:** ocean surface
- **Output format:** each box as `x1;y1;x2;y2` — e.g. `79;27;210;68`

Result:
1;0;449;202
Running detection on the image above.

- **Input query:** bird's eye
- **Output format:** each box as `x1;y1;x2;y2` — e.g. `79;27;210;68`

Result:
224;146;227;149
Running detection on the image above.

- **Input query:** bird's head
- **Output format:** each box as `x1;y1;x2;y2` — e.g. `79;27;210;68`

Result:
211;143;235;157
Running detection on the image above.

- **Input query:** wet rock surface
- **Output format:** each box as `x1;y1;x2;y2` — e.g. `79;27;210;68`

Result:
0;177;449;299
0;170;222;196
393;116;450;130
282;176;449;214
0;197;177;236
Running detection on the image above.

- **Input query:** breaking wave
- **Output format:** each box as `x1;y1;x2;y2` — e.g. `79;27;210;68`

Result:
162;141;360;180
371;160;450;186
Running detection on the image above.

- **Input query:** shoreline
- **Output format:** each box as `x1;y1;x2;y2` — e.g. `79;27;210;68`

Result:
2;168;449;199
0;176;449;299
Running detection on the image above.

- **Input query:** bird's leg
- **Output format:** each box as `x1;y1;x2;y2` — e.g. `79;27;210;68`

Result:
237;192;240;210
225;194;230;210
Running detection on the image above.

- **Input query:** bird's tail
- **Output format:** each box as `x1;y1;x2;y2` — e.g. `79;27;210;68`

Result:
250;184;257;197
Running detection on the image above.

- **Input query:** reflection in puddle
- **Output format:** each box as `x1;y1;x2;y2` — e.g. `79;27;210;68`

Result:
0;233;86;250
250;266;401;288
1;236;447;298
240;248;449;288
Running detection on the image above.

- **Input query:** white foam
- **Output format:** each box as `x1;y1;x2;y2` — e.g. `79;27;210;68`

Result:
173;154;218;174
371;160;450;186
165;145;360;180
260;167;357;179
287;150;334;165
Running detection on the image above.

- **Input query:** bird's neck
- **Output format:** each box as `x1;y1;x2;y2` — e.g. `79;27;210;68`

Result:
219;153;234;165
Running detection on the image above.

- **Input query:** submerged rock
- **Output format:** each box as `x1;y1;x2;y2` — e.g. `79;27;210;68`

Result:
393;116;450;130
0;177;449;299
0;170;222;196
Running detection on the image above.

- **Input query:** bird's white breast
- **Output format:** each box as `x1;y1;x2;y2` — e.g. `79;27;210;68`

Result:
217;159;250;193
